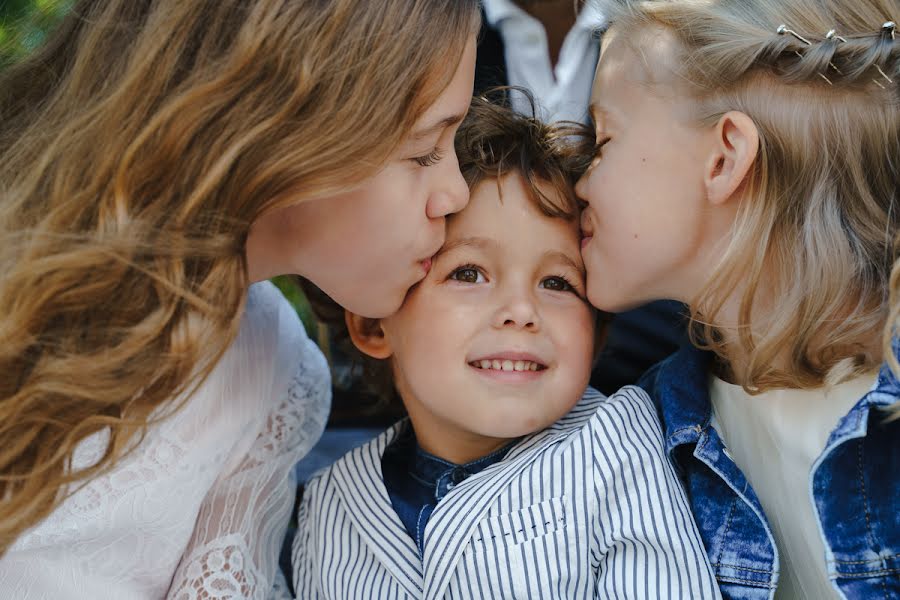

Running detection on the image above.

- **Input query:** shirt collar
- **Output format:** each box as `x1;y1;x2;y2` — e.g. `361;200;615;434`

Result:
482;0;605;33
410;436;516;502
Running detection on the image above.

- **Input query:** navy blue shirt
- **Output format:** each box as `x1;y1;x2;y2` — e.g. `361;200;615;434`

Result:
381;425;515;554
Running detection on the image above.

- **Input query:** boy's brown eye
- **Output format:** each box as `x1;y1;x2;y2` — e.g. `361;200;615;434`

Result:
450;267;483;284
541;276;574;292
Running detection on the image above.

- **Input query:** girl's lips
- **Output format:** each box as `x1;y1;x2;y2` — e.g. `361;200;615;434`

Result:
420;257;432;274
581;235;593;249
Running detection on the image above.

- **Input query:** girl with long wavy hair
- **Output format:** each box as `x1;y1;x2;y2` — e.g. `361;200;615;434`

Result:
0;0;480;597
577;0;898;598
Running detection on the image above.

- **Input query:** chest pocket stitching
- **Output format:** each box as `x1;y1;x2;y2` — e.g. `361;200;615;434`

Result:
468;496;571;550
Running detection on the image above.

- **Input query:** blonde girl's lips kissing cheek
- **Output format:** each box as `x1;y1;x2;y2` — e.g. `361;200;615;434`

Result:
467;351;549;384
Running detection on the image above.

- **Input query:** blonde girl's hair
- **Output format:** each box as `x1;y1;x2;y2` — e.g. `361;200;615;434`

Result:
0;0;480;554
888;235;900;377
602;0;899;393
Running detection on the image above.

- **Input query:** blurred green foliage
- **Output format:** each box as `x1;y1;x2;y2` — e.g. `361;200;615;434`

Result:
1;1;318;338
0;0;74;69
271;276;319;341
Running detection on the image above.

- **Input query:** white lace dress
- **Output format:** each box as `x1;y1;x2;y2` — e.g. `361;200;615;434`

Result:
0;282;331;600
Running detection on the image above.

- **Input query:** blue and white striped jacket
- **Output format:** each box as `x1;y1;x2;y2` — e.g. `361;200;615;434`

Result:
291;386;722;599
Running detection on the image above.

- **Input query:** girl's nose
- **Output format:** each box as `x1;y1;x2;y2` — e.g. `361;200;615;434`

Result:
426;158;469;219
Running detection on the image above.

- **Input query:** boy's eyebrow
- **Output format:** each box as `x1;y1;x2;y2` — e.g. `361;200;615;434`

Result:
543;250;584;274
435;236;498;257
410;114;466;142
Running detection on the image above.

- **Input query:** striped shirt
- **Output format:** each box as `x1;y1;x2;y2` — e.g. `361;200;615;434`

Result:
291;386;722;599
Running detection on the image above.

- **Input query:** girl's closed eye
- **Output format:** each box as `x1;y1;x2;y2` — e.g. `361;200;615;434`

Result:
411;147;444;167
448;264;486;284
593;136;611;158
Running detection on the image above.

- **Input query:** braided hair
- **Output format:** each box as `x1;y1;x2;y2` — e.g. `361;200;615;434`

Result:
602;0;898;393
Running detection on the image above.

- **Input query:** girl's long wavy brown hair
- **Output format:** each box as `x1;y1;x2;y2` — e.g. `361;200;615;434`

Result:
603;0;899;393
0;0;480;554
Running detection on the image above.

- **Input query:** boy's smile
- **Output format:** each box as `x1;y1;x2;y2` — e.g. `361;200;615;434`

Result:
377;172;596;463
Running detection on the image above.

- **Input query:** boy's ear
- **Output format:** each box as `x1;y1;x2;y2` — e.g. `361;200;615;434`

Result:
704;110;759;206
345;311;392;359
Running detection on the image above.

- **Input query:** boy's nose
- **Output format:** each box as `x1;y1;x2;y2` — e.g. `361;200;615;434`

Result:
492;294;541;332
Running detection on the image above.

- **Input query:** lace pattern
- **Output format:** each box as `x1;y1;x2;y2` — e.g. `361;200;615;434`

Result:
166;339;331;600
0;282;330;600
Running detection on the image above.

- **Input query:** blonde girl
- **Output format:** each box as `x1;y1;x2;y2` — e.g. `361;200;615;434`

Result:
576;0;899;598
0;0;479;598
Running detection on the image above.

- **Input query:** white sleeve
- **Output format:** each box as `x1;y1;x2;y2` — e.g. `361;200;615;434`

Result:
166;332;331;600
590;387;722;600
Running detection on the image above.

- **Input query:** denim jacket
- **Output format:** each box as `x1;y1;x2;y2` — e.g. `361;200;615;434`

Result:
639;339;900;600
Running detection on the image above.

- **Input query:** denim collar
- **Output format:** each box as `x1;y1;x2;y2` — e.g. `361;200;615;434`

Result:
408;434;516;503
642;344;715;456
646;337;900;456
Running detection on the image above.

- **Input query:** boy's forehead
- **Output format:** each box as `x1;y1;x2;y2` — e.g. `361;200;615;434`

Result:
442;173;580;259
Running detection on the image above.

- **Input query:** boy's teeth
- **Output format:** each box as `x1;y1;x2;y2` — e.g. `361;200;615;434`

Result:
475;360;543;371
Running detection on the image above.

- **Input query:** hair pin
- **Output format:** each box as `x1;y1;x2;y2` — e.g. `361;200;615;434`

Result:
777;24;832;84
873;21;895;87
825;29;847;43
776;24;812;45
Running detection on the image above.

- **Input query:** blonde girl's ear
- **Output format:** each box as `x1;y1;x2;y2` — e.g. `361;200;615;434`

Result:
345;311;393;359
704;110;760;206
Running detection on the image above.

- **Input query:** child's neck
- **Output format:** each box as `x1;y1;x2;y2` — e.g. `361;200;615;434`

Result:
407;414;516;465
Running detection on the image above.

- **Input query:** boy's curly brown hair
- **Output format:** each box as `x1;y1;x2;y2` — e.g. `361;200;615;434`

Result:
302;89;609;418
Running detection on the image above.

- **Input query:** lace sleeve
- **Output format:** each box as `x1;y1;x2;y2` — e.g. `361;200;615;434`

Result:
166;343;331;600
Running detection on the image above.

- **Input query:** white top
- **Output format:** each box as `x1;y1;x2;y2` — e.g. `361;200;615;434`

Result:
0;282;331;600
483;0;605;124
293;386;721;599
709;372;877;600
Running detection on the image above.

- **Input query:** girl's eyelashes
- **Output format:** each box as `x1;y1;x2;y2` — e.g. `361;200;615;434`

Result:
412;147;444;167
448;264;485;284
593;137;611;158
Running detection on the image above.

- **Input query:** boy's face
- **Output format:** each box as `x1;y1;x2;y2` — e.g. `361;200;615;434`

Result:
378;173;595;462
575;29;717;311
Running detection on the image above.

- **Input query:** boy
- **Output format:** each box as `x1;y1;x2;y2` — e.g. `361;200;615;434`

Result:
291;95;720;599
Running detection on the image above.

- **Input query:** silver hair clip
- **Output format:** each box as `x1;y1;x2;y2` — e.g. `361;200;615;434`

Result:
825;29;847;43
776;24;812;45
873;22;895;88
777;24;832;84
823;29;846;75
